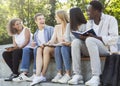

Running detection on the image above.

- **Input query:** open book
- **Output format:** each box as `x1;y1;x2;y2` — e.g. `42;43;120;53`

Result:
44;43;63;47
72;29;96;39
5;46;14;50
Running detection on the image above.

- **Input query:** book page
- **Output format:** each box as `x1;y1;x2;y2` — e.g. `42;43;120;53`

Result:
72;29;96;37
44;43;63;47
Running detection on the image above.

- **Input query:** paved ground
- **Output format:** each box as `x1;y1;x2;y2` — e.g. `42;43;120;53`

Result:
0;44;12;58
0;79;85;86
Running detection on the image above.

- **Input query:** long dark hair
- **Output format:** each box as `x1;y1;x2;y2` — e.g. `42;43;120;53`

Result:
70;7;87;31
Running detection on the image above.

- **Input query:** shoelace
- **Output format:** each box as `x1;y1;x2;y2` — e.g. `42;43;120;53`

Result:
61;75;68;80
18;76;23;80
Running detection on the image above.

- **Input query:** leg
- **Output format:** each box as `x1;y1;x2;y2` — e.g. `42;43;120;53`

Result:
85;37;109;85
12;49;23;75
36;47;43;76
61;46;71;75
33;47;37;73
42;46;54;76
57;46;71;84
3;51;21;81
54;46;63;74
12;48;34;82
68;39;87;85
51;46;63;83
71;39;83;75
2;51;13;72
20;48;33;73
30;47;46;85
85;37;109;76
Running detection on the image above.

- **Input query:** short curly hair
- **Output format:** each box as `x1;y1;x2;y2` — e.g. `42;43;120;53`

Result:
90;1;103;12
7;18;23;35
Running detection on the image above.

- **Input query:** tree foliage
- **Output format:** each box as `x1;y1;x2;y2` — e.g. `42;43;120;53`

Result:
0;0;120;44
0;0;55;44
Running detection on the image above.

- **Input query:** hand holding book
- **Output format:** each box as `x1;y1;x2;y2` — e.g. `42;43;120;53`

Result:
43;42;63;47
44;42;71;47
72;29;97;39
5;46;18;52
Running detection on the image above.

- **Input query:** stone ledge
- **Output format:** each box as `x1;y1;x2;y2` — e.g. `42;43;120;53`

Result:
0;44;105;82
81;56;106;61
0;79;85;86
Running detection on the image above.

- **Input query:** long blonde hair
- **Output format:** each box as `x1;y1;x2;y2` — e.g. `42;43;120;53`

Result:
55;10;69;25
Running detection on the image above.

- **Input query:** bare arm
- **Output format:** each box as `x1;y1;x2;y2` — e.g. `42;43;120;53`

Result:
19;28;31;48
13;36;17;47
48;25;57;44
5;37;18;52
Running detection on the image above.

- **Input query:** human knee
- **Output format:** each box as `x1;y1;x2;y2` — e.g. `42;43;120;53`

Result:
23;48;31;53
12;50;21;58
71;39;82;47
61;46;68;50
43;47;52;54
61;46;70;53
55;46;61;51
37;47;43;53
85;37;95;46
2;52;8;60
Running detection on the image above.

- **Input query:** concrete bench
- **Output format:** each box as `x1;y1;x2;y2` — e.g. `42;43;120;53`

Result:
0;44;116;86
0;56;105;86
0;50;106;82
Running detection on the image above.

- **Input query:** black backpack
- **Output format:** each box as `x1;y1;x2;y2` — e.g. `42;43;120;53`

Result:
100;54;120;86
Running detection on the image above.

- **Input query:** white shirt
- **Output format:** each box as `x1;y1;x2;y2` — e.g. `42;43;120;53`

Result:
37;29;45;45
86;13;119;52
14;28;32;48
93;22;99;36
14;28;25;47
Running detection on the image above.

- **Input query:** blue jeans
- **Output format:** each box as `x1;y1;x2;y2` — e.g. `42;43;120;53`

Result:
55;46;71;71
20;47;37;72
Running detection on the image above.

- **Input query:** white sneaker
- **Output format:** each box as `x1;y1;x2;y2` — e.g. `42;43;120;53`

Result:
58;74;71;83
51;73;62;83
26;74;35;82
30;75;46;86
68;74;84;85
85;76;100;86
13;73;29;82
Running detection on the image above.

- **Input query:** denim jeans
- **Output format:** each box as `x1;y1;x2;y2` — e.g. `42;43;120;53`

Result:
54;46;71;71
20;47;37;72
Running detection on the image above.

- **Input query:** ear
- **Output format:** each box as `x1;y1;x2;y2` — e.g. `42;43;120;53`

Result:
35;20;37;24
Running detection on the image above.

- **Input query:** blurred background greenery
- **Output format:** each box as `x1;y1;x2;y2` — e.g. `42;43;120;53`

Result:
0;0;120;45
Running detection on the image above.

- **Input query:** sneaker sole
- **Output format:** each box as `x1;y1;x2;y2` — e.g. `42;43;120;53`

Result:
85;83;100;86
12;79;26;82
58;79;71;84
68;80;84;85
26;79;32;82
58;81;67;84
30;79;46;86
30;82;40;86
51;81;58;83
13;78;29;82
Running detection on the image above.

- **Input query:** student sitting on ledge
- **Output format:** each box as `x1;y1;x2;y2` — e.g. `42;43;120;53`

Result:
13;13;54;82
3;18;32;81
69;1;118;86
